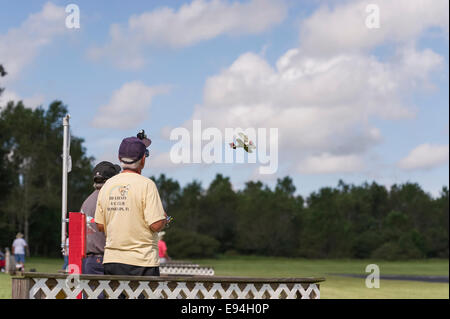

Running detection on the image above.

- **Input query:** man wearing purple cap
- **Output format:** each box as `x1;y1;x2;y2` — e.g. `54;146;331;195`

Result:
94;133;167;277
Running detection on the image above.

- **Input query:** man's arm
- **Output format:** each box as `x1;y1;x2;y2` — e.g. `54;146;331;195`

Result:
145;181;168;233
164;250;171;260
94;189;105;233
96;223;105;232
150;219;166;233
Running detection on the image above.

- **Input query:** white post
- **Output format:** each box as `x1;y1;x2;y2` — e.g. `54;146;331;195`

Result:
61;114;70;255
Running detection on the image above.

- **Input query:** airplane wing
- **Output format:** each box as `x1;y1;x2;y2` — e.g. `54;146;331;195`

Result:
238;132;248;143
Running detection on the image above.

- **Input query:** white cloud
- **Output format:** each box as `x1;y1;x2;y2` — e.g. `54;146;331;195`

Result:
398;144;449;170
0;2;66;82
0;90;45;109
168;0;447;175
0;2;66;112
298;153;365;174
91;81;170;129
299;0;449;56
88;0;287;69
89;137;122;166
148;151;182;170
182;45;442;174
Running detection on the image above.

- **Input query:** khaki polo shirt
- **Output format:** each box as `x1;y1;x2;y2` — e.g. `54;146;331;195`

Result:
94;172;166;267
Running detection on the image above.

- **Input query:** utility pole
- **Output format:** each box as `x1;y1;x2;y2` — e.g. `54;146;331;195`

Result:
61;114;70;255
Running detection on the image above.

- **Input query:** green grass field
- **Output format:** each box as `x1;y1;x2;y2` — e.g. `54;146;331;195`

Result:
191;256;449;299
0;256;448;299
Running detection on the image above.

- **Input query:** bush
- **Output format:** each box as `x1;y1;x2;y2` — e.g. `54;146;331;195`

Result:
371;239;423;260
164;228;220;259
351;231;383;259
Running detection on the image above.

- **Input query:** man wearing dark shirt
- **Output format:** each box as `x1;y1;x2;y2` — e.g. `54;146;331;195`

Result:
81;161;121;276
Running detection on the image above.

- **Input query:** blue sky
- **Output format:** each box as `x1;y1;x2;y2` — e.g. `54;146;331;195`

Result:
0;0;448;198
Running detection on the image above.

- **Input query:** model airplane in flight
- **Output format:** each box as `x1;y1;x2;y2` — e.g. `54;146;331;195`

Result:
229;132;256;153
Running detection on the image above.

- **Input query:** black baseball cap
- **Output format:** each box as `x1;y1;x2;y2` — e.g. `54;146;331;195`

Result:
93;161;121;183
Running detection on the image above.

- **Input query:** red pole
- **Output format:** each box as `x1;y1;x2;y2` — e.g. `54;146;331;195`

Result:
68;212;85;299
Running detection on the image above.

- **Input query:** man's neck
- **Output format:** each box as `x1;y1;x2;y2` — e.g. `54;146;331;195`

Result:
122;169;141;175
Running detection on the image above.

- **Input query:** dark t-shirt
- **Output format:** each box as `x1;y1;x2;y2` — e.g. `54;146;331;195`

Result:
81;189;106;255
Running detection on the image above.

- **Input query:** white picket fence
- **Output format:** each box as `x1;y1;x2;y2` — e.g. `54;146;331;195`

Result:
160;264;215;276
12;273;324;299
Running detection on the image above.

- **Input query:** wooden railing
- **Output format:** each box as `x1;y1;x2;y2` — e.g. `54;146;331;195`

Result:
12;272;325;299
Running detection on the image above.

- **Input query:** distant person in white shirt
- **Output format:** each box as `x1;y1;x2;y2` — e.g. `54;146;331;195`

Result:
62;236;69;271
12;233;28;271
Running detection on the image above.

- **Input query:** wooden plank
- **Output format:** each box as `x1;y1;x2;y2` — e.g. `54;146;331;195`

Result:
20;272;326;283
12;277;31;299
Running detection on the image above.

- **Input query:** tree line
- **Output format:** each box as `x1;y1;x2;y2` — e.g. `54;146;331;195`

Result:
0;66;448;259
155;174;448;260
0;100;93;256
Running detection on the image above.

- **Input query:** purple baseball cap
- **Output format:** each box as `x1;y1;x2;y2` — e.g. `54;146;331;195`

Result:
119;137;147;164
